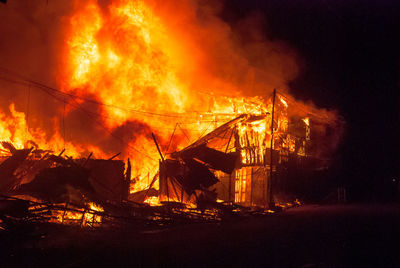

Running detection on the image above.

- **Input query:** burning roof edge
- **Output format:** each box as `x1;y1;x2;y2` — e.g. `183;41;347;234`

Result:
171;113;268;157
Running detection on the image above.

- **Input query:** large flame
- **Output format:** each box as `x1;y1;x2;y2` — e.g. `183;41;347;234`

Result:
57;0;275;192
0;0;341;196
0;103;103;158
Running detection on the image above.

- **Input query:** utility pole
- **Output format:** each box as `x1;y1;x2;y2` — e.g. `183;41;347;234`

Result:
267;89;276;208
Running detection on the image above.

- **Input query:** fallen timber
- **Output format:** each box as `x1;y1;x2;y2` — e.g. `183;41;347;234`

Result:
0;142;299;238
0;194;282;233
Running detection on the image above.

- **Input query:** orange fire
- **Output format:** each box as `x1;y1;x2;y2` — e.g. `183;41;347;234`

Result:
57;0;275;193
0;0;340;202
0;103;103;158
51;202;104;226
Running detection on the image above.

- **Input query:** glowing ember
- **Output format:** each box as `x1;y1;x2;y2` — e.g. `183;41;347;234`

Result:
144;196;160;206
279;96;288;108
302;117;310;126
50;202;104;227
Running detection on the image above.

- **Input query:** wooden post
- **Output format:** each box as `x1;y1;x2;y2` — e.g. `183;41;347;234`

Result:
107;152;121;160
124;158;131;200
250;167;254;206
58;148;65;157
82;152;93;167
61;202;68;223
152;133;168;201
225;129;234;153
80;209;86;227
267;89;276;208
151;133;164;162
228;173;232;203
166;123;178;153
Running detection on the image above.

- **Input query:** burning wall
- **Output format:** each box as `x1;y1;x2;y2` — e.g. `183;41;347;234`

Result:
0;0;343;198
162;102;329;206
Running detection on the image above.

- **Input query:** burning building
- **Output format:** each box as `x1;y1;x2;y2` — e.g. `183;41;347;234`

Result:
0;0;343;226
158;90;341;208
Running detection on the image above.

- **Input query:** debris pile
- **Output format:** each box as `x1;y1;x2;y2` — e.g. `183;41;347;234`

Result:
0;142;286;233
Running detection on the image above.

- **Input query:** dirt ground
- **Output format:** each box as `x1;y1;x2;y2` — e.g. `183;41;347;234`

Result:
1;203;400;267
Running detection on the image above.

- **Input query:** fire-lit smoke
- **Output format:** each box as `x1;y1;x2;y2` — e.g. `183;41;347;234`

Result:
0;0;342;193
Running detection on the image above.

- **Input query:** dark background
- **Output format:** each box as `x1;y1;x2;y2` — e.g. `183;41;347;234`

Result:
223;0;399;201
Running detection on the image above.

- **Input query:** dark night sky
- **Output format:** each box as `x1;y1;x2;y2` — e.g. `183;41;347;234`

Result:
224;0;399;199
